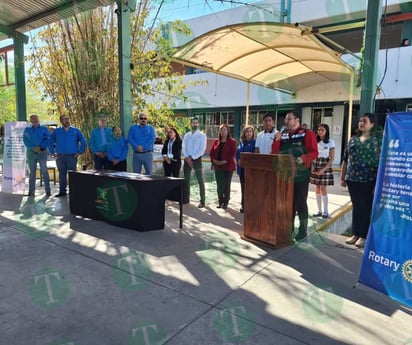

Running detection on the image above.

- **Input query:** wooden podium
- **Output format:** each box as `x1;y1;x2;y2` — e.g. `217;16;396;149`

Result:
240;153;295;248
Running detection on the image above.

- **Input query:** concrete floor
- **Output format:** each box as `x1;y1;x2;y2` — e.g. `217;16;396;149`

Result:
0;173;411;345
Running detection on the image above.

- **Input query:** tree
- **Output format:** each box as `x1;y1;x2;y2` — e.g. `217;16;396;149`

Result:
0;66;50;127
27;1;192;166
0;58;16;126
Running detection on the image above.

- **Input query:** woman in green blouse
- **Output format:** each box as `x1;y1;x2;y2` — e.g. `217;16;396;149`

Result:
340;113;382;248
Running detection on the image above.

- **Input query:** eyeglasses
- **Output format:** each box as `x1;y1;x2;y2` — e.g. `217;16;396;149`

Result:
139;118;147;120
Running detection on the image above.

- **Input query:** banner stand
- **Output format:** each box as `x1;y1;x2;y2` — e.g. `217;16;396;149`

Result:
1;121;27;194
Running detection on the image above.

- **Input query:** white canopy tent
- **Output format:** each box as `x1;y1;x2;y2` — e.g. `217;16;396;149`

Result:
171;22;356;130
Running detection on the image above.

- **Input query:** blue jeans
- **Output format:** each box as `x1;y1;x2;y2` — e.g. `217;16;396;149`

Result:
56;154;78;193
133;152;153;175
27;150;50;194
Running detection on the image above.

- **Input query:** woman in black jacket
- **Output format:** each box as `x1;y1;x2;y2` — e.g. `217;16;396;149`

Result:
161;128;182;177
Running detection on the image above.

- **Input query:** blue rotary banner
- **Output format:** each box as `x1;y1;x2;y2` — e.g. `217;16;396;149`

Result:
359;112;412;307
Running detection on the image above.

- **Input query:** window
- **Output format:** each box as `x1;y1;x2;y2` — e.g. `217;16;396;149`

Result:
241;110;276;133
194;111;235;138
312;107;333;130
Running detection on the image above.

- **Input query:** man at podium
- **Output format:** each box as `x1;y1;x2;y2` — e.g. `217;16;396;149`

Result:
272;111;318;241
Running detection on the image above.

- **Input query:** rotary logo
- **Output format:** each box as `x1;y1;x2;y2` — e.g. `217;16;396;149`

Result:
402;260;412;284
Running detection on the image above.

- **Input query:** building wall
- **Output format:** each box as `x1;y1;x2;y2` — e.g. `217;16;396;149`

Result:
302;105;344;166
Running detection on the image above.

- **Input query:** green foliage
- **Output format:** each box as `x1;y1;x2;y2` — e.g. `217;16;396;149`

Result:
0;86;16;126
0;52;13;86
0;80;50;127
145;103;191;140
356;29;366;88
28;7;119;140
26;86;55;122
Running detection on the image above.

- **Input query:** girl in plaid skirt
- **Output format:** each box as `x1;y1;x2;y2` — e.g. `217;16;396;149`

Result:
310;124;335;218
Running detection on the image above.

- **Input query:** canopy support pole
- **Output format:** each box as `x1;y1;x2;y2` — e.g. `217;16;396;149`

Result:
245;81;250;126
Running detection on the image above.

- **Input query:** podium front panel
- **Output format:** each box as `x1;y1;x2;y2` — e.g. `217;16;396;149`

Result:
240;153;294;248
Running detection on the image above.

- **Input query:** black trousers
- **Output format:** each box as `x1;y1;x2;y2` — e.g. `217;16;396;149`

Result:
183;158;205;204
214;169;233;205
93;154;110;170
163;160;182;177
293;177;310;233
347;180;375;238
109;160;127;171
239;173;245;207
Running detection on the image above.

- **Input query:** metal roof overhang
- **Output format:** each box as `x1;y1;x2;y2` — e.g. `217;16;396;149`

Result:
171;22;356;95
0;0;114;42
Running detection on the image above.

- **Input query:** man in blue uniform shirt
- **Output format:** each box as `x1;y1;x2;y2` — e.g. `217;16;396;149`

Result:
23;114;51;197
89;116;112;170
128;112;155;175
48;114;86;197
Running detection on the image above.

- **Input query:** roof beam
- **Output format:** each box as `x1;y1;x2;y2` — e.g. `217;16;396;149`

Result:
10;0;92;30
0;44;15;54
0;24;29;44
382;12;412;24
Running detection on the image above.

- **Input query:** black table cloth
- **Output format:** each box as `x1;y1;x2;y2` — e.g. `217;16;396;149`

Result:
69;170;184;231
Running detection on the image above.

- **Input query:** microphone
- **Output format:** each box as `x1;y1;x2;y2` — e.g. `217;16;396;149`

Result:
280;125;289;134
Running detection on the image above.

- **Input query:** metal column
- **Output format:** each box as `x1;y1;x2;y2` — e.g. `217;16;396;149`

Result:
117;0;136;134
359;0;383;115
14;38;26;121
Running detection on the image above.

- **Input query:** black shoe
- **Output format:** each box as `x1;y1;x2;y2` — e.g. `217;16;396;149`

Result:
45;192;51;197
197;202;205;208
221;203;228;209
322;212;329;219
312;212;322;217
24;192;34;197
240;208;244;213
294;231;307;242
55;192;67;197
216;203;222;208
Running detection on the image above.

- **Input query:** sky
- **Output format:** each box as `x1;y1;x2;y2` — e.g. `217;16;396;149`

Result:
155;0;263;22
